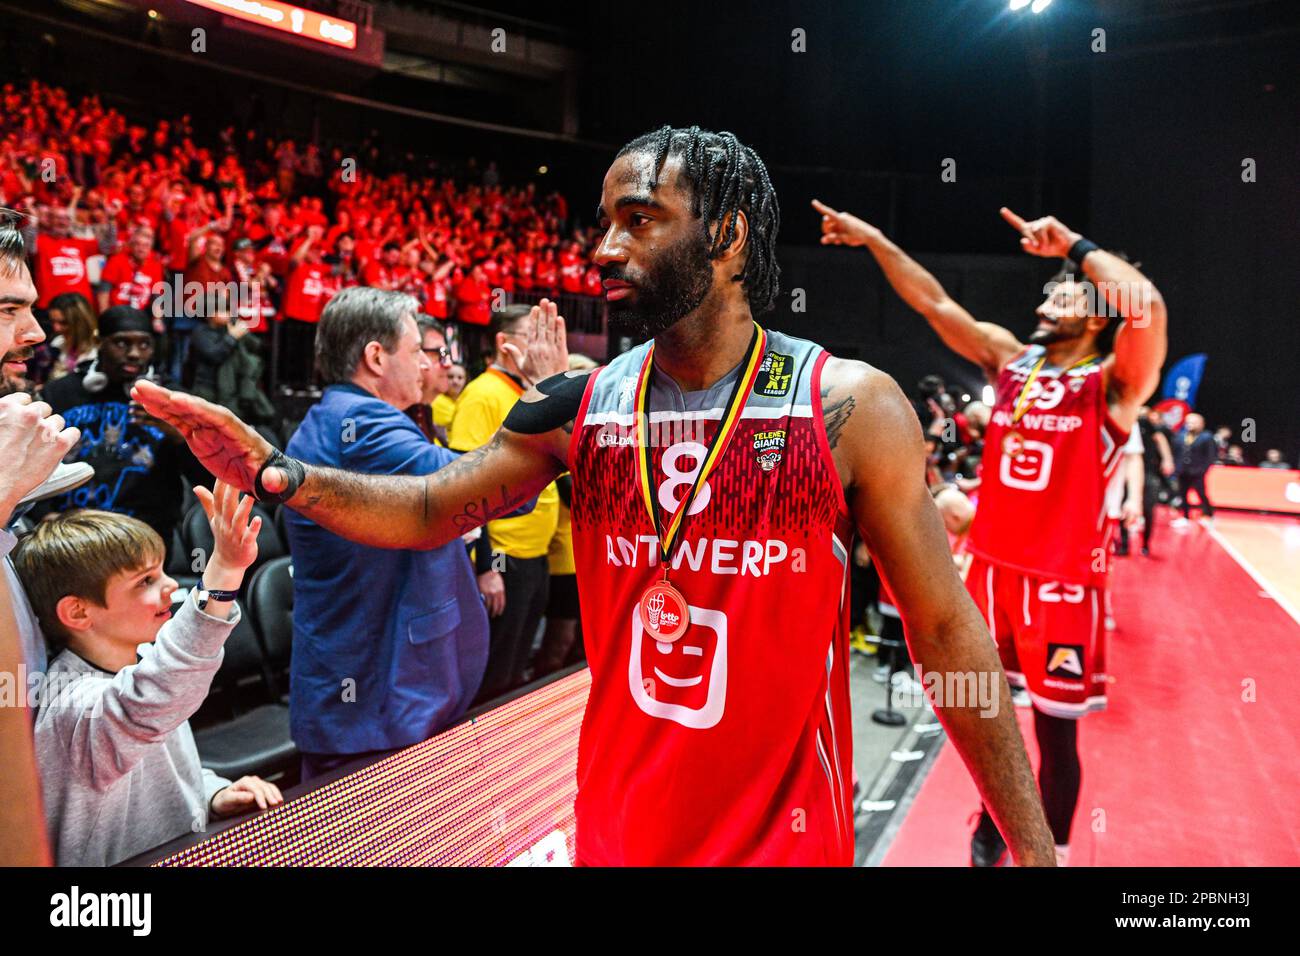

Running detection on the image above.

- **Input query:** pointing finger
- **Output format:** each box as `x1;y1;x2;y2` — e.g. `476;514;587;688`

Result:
999;206;1029;233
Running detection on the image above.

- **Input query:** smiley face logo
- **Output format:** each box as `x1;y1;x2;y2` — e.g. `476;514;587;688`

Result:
628;605;727;729
1000;439;1053;491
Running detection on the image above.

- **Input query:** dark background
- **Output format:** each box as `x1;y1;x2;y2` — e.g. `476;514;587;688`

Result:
3;0;1297;453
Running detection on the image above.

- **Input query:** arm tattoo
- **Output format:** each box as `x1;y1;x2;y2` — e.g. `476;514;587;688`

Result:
821;383;857;450
436;432;532;534
451;484;532;534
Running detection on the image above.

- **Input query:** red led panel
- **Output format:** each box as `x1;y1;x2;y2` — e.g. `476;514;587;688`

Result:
157;670;589;866
183;0;359;50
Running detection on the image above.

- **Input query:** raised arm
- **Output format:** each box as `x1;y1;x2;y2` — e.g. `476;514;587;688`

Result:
812;199;1022;378
821;357;1056;866
998;207;1167;425
1090;247;1166;415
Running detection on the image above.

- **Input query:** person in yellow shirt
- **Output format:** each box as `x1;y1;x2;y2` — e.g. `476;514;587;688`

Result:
534;354;598;678
448;303;565;704
431;361;465;434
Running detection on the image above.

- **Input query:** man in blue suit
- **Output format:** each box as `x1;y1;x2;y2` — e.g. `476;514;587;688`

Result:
284;287;548;779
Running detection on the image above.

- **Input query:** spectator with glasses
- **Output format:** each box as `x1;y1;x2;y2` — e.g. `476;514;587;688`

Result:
407;315;453;445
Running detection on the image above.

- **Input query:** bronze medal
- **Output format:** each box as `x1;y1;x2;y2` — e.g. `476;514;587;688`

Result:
1002;429;1026;459
639;580;691;643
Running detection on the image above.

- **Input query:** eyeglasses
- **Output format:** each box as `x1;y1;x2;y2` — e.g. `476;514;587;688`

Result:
422;346;452;367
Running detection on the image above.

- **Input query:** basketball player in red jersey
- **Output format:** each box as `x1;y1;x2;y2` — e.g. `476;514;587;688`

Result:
813;199;1167;866
134;127;1057;866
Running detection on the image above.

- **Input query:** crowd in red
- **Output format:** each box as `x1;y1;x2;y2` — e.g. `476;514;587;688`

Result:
0;78;605;348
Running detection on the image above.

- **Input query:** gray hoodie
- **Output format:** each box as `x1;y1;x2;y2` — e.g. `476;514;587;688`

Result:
35;593;238;866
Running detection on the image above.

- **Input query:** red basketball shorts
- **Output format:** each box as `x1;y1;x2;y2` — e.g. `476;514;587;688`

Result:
965;555;1108;719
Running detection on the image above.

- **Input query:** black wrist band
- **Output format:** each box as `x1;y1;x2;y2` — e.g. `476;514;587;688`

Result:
197;578;239;600
253;448;306;505
1067;237;1100;270
195;577;239;612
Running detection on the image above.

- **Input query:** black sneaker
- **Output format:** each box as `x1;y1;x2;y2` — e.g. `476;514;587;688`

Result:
970;811;1008;867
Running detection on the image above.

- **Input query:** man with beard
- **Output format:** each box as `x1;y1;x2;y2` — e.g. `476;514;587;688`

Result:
133;127;1057;866
448;303;561;704
813;199;1166;866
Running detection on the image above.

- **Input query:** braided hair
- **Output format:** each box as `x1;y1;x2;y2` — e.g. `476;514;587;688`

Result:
615;126;781;315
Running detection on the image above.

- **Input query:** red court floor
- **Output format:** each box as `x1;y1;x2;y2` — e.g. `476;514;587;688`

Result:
882;509;1300;866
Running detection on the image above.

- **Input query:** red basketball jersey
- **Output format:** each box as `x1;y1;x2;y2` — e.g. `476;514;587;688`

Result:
568;330;855;865
968;346;1128;587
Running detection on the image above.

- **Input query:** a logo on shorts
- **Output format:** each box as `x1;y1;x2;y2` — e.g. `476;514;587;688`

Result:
752;429;786;471
1046;643;1084;678
755;352;793;397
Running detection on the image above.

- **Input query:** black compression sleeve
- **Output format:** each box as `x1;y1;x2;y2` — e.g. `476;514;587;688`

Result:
501;369;595;434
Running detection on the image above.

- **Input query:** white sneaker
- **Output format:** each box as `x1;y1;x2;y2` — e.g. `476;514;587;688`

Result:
17;461;93;507
1171;517;1190;530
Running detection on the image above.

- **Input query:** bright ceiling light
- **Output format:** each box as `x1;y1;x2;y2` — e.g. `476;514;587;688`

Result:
1009;0;1031;10
1031;0;1053;12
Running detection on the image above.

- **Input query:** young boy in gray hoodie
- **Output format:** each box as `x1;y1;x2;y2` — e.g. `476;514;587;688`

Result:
14;481;284;866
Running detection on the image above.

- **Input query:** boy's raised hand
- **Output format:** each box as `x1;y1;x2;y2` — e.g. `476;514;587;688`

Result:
193;480;261;590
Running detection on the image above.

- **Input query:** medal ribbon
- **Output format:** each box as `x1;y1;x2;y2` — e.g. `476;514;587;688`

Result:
1009;351;1100;426
635;322;768;569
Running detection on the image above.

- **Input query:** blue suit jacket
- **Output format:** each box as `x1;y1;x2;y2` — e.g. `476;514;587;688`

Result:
1174;429;1218;477
285;383;488;754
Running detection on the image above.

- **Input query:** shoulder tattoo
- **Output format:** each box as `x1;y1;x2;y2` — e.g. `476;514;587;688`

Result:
820;381;857;450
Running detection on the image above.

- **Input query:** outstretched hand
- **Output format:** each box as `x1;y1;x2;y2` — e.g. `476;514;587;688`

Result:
194;480;262;575
811;199;880;247
130;379;276;495
502;297;568;387
999;207;1081;259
